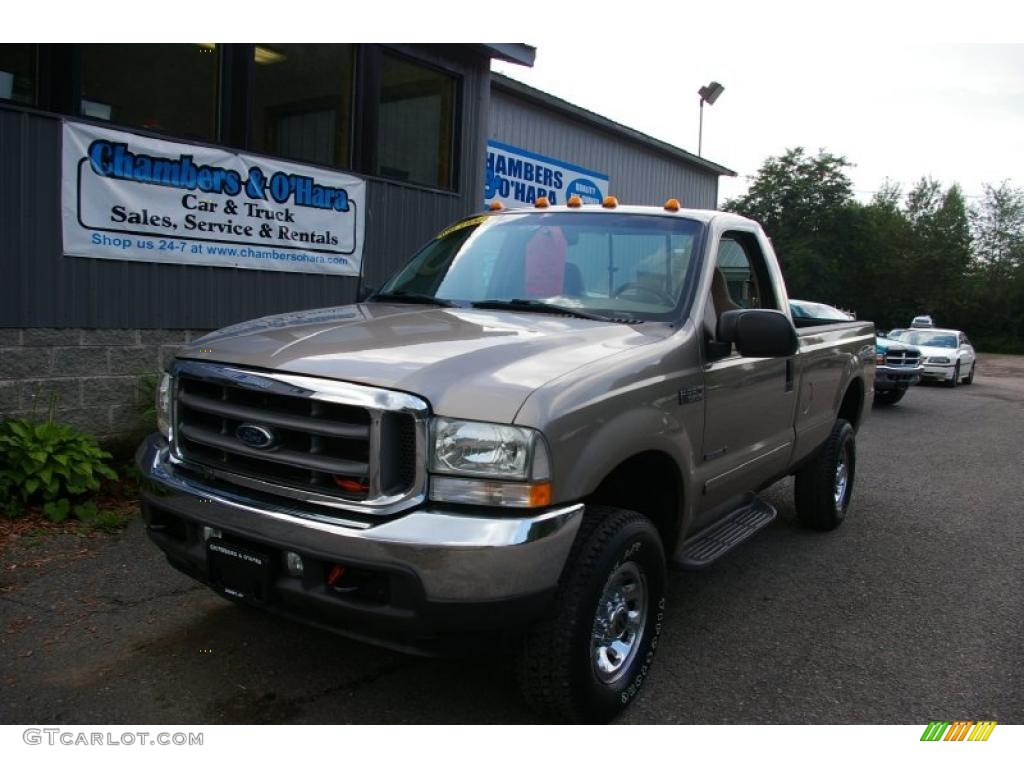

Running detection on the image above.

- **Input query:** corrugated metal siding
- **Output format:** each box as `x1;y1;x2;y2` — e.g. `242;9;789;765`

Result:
0;46;488;329
489;89;719;210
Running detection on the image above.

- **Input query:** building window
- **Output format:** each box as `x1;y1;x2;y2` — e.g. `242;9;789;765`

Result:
0;44;37;106
251;44;353;168
377;53;456;189
79;44;219;141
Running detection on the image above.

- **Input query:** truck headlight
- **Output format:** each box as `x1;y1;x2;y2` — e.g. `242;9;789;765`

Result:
156;372;172;438
430;418;547;480
429;418;552;507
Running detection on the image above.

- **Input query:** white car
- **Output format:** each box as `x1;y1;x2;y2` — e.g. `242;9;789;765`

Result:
892;328;976;387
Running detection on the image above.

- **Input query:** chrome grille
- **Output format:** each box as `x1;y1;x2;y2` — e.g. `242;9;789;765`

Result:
169;361;428;516
884;349;920;366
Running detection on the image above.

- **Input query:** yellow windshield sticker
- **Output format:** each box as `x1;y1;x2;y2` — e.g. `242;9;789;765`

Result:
436;215;488;240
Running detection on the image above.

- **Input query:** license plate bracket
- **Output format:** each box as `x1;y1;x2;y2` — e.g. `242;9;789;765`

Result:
207;540;273;602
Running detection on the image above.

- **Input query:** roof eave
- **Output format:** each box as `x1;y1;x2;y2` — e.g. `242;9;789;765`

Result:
491;73;736;178
478;44;536;68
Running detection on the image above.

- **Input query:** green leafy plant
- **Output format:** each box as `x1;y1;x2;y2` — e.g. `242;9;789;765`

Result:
91;508;130;533
0;418;118;516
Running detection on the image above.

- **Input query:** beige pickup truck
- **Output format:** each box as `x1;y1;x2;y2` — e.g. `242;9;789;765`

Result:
138;201;875;722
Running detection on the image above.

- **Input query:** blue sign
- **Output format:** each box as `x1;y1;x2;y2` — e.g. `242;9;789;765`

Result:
485;140;610;209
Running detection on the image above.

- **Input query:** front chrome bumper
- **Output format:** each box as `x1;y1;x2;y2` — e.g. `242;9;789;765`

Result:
875;363;923;388
136;433;583;603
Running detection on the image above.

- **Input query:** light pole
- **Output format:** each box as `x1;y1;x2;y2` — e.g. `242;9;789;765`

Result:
697;81;724;157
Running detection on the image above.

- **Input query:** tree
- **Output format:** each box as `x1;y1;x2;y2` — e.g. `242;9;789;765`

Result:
724;149;1021;350
724;148;856;302
901;180;972;325
968;182;1024;349
972;181;1024;276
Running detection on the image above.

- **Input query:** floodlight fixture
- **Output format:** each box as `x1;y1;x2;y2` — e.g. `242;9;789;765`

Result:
697;81;725;156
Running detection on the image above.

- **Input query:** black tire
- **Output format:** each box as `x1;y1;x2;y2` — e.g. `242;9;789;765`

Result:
873;388;906;406
795;419;856;531
517;508;666;723
964;362;975;385
946;362;960;388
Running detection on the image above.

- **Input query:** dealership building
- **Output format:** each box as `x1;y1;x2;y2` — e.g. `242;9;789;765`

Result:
0;43;734;444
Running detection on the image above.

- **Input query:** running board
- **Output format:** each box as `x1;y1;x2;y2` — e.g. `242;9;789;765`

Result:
675;496;778;569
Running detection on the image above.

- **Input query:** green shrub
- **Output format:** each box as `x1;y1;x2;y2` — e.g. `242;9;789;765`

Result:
0;418;118;518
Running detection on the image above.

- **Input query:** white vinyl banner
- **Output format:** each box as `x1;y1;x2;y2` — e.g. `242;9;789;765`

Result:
61;121;365;276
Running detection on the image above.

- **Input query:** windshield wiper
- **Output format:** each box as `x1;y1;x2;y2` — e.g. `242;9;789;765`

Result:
371;290;460;308
471;299;609;322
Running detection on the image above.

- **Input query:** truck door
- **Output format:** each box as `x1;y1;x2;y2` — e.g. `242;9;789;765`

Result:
698;231;798;516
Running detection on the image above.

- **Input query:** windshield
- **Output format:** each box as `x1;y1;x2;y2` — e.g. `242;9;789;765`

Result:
903;331;957;348
378;212;706;321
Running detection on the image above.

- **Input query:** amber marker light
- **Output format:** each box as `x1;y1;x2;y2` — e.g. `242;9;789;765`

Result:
602;195;619;208
534;196;550;208
567;195;583;208
489;201;504;211
664;198;681;212
529;482;553;507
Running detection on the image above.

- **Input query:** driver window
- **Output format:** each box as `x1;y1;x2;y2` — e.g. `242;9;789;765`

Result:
706;232;780;345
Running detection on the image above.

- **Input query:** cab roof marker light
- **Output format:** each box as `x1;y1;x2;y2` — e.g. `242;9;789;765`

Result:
602;195;618;209
534;196;551;208
664;198;681;212
567;195;583;208
489;201;504;211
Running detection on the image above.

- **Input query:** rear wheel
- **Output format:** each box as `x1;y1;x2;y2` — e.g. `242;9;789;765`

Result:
517;507;666;723
795;419;856;531
873;388;906;406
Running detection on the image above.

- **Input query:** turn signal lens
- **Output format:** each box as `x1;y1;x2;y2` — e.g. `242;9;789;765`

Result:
534;196;550;208
156;372;172;438
664;198;681;212
602;195;618;208
529;482;552;507
567;195;583;208
429;477;553;508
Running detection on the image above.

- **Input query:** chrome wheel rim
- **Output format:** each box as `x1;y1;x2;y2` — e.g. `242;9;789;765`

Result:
834;450;849;511
591;560;647;684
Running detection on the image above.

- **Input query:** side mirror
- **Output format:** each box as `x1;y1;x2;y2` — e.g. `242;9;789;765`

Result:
718;309;798;358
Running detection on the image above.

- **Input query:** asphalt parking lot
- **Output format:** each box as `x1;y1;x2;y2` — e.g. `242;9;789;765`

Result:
2;354;1022;724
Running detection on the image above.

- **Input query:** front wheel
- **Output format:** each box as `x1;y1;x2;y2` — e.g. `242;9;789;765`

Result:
964;362;975;385
946;362;961;388
795;419;856;531
874;388;906;406
517;508;666;723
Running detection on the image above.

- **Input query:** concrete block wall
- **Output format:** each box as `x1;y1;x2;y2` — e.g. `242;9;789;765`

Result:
0;329;209;442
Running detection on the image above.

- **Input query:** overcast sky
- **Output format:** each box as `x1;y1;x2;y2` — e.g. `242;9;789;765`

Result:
493;43;1024;208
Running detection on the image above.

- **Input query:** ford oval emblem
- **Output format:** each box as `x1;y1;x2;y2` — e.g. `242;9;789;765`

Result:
235;423;277;449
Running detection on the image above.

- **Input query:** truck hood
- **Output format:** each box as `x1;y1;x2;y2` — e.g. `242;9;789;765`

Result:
181;303;669;423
